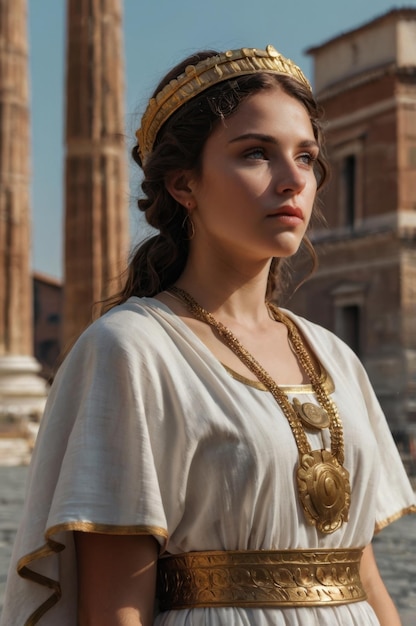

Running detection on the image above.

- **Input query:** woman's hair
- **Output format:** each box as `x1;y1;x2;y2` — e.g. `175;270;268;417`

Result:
107;50;329;309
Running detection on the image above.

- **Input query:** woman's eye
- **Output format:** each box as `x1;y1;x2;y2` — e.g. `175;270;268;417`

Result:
244;148;267;160
298;152;317;166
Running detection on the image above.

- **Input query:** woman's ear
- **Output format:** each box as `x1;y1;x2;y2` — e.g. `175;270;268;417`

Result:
165;170;197;209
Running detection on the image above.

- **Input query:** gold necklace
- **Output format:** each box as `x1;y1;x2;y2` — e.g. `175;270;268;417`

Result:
168;286;351;534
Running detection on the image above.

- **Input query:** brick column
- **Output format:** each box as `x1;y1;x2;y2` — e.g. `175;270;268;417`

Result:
0;0;47;427
63;0;128;348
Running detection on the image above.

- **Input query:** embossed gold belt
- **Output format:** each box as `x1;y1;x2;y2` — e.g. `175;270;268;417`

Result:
157;548;367;610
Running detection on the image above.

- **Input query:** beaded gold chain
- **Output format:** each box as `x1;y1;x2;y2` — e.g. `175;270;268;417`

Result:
168;286;351;533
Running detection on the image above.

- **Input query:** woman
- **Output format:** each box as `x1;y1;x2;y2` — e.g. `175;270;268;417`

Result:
1;45;415;626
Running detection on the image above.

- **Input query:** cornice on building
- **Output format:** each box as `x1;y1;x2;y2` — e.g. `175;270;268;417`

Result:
306;8;416;97
315;65;416;103
311;211;416;245
32;271;62;288
306;8;416;56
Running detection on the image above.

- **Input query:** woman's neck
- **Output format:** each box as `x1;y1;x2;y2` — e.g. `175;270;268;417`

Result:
174;254;274;328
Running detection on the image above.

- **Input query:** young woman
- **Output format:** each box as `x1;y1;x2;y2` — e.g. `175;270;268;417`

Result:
2;45;415;626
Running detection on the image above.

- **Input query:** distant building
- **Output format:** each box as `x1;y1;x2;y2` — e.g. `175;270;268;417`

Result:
33;273;63;382
289;8;416;473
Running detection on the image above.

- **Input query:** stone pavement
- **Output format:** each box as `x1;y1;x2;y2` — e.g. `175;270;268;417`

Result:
372;513;416;626
0;465;415;624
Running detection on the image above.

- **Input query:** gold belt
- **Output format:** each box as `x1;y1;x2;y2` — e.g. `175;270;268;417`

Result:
157;548;367;610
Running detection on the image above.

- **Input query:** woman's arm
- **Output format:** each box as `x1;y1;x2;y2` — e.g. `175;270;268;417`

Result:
360;543;402;626
75;532;159;626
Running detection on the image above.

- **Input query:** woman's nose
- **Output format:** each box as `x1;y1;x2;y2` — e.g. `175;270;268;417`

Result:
274;160;306;195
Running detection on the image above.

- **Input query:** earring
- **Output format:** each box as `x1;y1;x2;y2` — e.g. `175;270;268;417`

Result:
181;212;195;240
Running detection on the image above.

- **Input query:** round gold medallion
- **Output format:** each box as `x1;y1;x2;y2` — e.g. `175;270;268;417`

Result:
292;398;330;430
297;450;351;534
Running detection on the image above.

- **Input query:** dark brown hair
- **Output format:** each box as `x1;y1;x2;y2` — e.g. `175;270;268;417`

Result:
107;50;329;309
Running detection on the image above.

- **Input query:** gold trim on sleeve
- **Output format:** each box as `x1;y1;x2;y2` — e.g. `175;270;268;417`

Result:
17;522;168;626
45;520;168;539
374;504;416;534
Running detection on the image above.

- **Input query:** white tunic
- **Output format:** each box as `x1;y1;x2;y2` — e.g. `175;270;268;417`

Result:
1;297;415;625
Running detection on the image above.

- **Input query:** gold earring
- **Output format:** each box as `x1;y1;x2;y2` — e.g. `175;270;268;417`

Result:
181;212;195;240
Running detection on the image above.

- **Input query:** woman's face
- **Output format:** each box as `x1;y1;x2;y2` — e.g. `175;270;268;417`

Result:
188;86;319;266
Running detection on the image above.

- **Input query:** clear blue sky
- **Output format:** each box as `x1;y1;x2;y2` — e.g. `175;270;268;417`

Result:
28;1;416;280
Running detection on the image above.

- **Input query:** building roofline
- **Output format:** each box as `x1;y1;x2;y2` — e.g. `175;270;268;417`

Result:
32;271;62;287
306;7;416;55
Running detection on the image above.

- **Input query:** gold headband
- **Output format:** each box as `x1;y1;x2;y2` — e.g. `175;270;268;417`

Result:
136;45;312;164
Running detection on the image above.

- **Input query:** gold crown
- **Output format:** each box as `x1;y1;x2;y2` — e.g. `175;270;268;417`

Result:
136;45;311;163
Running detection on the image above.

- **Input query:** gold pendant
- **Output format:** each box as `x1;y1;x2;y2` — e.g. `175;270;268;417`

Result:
292;398;330;430
297;450;351;534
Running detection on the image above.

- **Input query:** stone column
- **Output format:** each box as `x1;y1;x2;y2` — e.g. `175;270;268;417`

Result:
0;0;47;428
64;0;128;348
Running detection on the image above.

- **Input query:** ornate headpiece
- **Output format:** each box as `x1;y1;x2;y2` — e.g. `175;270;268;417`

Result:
136;45;312;163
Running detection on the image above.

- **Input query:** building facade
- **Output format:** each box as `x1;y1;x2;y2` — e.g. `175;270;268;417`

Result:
33;273;63;382
289;9;416;471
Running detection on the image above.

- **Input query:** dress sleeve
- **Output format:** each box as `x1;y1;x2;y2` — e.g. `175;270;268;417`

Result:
2;311;169;625
353;356;416;532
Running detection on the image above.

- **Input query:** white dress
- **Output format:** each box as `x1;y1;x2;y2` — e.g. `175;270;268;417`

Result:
1;297;415;626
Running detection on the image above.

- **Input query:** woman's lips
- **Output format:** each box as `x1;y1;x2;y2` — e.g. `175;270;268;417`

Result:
267;205;304;225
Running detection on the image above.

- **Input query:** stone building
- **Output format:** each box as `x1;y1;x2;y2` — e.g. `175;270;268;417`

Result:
289;8;416;469
33;273;63;382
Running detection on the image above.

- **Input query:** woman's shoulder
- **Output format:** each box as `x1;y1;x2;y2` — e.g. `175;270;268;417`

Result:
86;296;165;334
68;297;171;359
